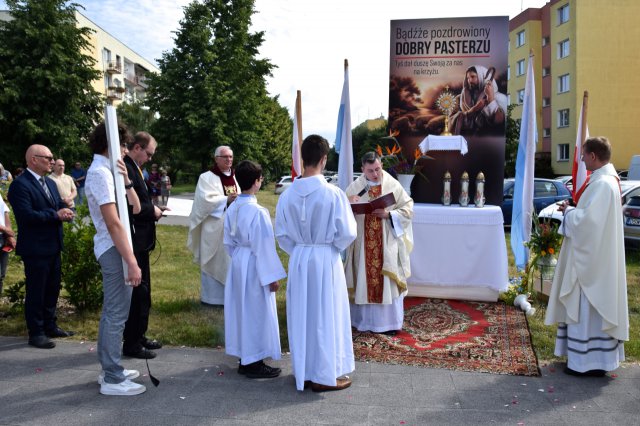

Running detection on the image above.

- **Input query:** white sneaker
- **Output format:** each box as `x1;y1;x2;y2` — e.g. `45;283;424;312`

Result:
97;369;140;385
100;379;146;396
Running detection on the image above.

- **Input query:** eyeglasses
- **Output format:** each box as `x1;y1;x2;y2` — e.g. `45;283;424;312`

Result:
216;155;233;159
34;155;55;162
145;150;154;158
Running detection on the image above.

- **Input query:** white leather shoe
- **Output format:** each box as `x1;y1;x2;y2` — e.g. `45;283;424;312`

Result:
100;379;146;396
98;369;140;385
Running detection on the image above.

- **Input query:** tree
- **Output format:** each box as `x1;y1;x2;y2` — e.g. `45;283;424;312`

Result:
0;0;103;169
116;102;156;136
146;0;289;181
504;105;520;177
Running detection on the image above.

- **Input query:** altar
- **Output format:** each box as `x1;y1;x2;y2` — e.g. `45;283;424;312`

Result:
407;203;509;301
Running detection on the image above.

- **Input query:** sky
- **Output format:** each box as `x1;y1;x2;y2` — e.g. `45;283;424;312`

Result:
0;0;550;142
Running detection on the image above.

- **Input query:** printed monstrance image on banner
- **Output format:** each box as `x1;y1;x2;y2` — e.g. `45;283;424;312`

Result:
389;16;508;205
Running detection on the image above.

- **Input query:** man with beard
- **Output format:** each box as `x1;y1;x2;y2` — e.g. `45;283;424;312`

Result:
450;65;507;135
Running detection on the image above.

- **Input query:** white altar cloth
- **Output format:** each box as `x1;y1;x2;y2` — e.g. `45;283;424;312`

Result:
418;135;468;155
407;203;509;301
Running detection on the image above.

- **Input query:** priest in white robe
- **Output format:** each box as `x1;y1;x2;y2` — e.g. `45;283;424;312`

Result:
345;152;414;335
224;160;286;379
545;136;628;376
187;146;238;305
275;135;357;392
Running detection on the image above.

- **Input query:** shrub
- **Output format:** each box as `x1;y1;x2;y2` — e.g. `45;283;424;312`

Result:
61;204;102;311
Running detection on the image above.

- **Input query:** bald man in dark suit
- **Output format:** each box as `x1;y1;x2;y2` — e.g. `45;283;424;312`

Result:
8;144;75;349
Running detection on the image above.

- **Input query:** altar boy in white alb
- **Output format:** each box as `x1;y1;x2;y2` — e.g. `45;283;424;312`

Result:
345;151;414;335
275;135;357;392
545;136;628;377
223;160;286;379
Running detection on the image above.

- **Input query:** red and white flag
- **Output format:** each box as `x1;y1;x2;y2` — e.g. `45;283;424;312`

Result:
291;90;302;179
572;92;591;203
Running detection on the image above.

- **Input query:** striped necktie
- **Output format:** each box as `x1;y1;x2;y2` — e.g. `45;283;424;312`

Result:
40;176;53;203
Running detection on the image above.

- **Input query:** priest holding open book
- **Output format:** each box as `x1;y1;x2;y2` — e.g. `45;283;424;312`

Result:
345;151;414;335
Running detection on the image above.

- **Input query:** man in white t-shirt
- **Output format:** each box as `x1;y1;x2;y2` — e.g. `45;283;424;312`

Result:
49;159;77;209
85;121;145;396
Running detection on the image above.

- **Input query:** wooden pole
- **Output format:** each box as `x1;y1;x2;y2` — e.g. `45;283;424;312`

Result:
295;90;302;144
580;91;589;145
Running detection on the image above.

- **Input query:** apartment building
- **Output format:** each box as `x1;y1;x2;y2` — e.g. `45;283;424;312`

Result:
508;0;640;174
0;9;158;106
75;11;159;105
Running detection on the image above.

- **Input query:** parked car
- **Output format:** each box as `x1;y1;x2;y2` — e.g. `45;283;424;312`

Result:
557;175;573;193
274;175;292;194
502;178;572;225
538;180;640;243
623;194;640;244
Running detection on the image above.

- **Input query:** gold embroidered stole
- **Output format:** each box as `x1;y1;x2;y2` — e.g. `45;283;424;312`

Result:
364;184;384;303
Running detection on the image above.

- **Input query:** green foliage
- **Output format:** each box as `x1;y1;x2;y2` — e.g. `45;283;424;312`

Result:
0;0;103;169
504;104;520;177
116;102;156;135
61;204;102;311
145;0;290;181
5;279;25;310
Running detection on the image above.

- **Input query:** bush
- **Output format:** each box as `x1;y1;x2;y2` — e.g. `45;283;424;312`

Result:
61;204;102;311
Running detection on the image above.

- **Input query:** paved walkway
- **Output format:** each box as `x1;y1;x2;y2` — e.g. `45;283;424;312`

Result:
1;336;639;425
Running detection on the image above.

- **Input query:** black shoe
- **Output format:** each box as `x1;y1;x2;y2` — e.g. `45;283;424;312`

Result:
45;327;75;338
142;338;162;350
123;347;157;359
244;361;281;379
28;335;56;349
564;367;606;377
238;363;247;375
380;330;398;336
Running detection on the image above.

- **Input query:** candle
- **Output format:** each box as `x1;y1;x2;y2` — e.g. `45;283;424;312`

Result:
443;171;451;206
475;171;485;208
459;171;469;207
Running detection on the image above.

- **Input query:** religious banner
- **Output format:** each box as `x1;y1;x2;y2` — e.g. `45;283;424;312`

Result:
389;16;508;205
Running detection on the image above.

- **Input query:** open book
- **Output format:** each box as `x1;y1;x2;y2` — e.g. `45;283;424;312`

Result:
350;192;396;215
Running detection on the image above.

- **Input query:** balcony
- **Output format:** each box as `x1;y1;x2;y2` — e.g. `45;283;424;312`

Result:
106;61;122;74
135;75;148;89
106;88;123;101
108;85;126;93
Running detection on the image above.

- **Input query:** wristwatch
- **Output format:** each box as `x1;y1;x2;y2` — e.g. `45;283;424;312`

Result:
124;183;134;189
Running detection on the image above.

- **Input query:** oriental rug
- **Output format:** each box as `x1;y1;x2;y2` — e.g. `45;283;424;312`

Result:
352;297;540;376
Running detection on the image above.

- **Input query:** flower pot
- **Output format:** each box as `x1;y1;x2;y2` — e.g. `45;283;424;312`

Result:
396;174;413;195
536;255;557;280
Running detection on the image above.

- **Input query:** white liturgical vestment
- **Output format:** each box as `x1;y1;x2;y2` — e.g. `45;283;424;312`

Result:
223;195;286;365
275;174;357;391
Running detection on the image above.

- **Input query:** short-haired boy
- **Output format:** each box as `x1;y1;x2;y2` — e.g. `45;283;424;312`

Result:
224;160;286;378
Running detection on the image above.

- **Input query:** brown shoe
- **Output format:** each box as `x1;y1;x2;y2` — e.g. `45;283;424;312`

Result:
311;377;352;392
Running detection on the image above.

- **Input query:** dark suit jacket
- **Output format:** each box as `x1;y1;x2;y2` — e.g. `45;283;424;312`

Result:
8;171;67;257
124;155;156;253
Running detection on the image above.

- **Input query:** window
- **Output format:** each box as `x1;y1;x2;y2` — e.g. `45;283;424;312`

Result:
516;59;525;76
542;36;550;46
558;109;570;128
542;67;551;77
557;4;570;25
542;98;551;107
534;181;559;197
516;30;525;47
507;93;511;105
543;128;551;137
558;74;570;93
558;39;570;58
557;144;570;161
517;89;525;104
507;65;510;80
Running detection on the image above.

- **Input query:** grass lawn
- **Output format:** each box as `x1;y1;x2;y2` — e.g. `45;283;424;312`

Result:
1;184;638;363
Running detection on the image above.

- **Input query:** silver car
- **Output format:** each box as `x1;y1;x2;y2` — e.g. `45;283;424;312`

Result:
623;194;640;244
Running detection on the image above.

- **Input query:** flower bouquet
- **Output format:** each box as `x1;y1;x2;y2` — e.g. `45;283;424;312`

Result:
524;214;563;290
376;130;432;180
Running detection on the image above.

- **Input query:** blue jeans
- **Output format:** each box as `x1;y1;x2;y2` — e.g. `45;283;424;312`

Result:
97;246;133;384
75;187;85;205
